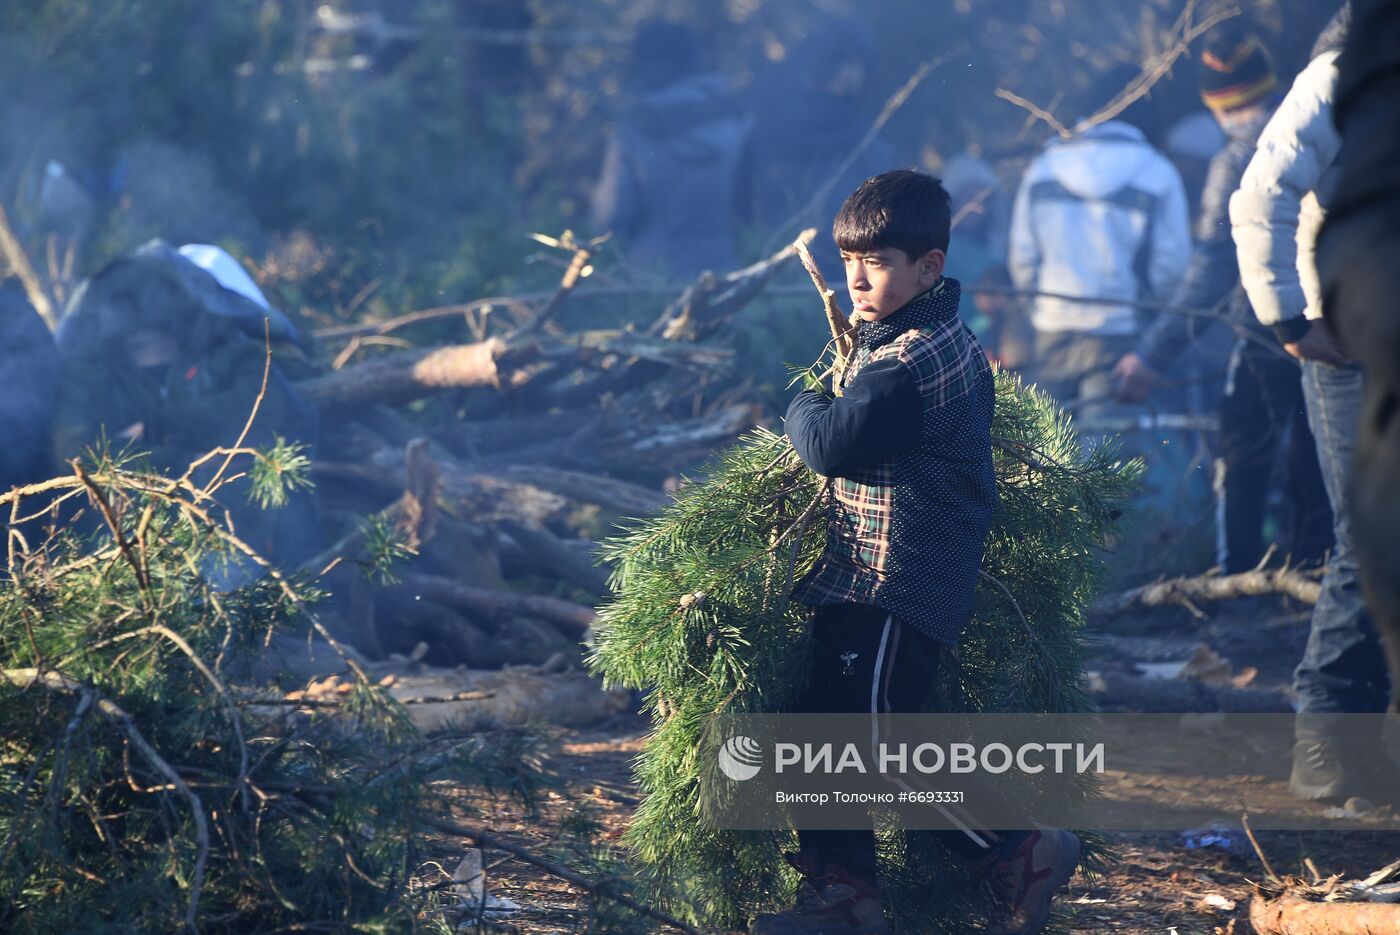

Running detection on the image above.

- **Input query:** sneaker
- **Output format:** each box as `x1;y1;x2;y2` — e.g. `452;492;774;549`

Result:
749;852;890;935
981;829;1080;935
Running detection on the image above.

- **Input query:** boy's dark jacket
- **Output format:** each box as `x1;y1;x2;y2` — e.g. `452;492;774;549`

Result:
785;277;996;645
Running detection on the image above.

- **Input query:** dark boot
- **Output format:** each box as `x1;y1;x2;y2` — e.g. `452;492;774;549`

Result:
1290;717;1357;802
975;829;1081;935
749;850;890;935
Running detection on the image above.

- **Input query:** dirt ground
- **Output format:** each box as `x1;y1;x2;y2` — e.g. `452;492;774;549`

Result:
431;598;1400;934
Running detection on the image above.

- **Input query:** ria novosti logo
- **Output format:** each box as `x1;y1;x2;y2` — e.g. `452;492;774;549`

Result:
718;735;763;781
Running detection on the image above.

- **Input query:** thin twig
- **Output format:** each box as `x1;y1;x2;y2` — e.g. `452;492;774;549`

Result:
997;1;1243;141
1083;1;1241;134
1241;813;1280;884
190;320;273;498
72;460;150;591
994;89;1073;140
330;334;414;370
510;233;601;339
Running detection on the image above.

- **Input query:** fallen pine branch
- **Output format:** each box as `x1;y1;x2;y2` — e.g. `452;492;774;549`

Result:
1;667;210;929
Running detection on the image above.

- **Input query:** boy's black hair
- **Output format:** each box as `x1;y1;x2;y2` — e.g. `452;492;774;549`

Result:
832;169;951;261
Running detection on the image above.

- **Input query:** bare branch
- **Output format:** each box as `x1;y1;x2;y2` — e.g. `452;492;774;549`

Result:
994;88;1073;140
1091;565;1322;619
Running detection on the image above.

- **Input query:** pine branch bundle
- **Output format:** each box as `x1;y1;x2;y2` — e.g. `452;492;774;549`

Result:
0;448;544;934
589;371;1141;931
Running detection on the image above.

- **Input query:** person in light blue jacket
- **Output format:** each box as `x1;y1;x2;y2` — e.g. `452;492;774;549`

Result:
1008;66;1190;413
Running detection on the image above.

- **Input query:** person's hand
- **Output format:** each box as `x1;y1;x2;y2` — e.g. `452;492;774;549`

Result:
1283;320;1353;366
1112;352;1160;403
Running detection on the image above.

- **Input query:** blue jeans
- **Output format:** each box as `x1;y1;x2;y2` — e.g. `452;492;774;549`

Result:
1294;361;1392;713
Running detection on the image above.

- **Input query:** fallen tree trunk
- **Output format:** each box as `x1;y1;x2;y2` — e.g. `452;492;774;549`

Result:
497;464;667;516
1091;565;1322;618
1250;891;1400;934
497;520;610;597
400;573;596;636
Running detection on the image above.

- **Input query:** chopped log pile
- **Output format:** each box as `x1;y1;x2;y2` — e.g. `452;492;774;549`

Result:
288;232;810;695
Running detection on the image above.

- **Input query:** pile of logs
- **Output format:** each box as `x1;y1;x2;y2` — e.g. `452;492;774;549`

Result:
291;232;811;684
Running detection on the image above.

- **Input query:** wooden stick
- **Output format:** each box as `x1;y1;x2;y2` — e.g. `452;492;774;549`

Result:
0;203;58;330
1241;813;1280;884
793;237;855;373
513;242;592;338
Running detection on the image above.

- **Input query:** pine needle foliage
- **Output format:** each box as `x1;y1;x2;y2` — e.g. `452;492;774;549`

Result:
0;446;544;934
589;370;1142;931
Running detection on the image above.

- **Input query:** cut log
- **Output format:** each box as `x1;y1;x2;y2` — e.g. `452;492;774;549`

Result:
300;337;513;407
399;573;596;637
1090;566;1322;619
497;520;611;597
497;465;667;516
1250;891;1400;934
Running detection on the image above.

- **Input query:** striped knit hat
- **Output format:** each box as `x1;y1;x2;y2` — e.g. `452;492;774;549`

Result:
1199;28;1277;114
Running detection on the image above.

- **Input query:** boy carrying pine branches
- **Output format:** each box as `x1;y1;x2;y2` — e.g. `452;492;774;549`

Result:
751;170;1079;935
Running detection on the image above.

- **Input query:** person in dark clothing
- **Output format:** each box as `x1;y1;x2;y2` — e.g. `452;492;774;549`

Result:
752;171;1078;935
0;283;61;496
1112;27;1333;573
1316;0;1400;734
737;14;896;273
591;20;750;282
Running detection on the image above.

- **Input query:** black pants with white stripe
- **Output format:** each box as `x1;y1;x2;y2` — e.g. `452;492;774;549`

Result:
792;603;1020;881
